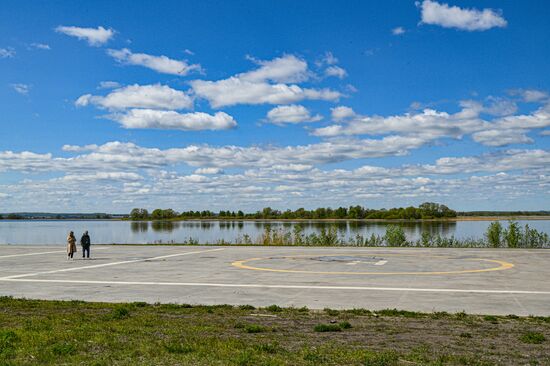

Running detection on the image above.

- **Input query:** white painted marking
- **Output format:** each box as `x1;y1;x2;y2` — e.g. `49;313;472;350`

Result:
0;248;224;279
345;261;360;266
1;278;549;295
0;247;109;259
374;260;388;266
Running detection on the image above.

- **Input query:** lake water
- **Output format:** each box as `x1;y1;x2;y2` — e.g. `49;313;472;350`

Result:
1;219;549;245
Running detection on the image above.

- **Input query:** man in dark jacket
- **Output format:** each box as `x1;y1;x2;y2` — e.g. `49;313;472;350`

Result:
81;231;91;258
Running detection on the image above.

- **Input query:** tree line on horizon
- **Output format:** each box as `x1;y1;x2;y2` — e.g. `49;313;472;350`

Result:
129;202;457;221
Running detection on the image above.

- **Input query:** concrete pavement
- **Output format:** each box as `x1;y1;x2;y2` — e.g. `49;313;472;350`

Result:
1;245;549;315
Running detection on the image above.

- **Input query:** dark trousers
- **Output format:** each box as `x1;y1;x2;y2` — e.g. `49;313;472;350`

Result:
82;247;90;258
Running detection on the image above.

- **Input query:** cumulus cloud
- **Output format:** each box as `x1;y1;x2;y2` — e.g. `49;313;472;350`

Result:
107;48;202;76
3;146;548;212
314;98;550;147
194;167;224;175
76;84;193;110
471;129;533;147
419;0;507;31
331;106;356;121
314;102;487;140
109;109;237;131
190;55;340;108
392;27;406;35
324;65;347;79
510;89;549;103
0;47;15;58
242;54;309;83
266;105;322;125
55;172;142;182
55;25;114;46
11;83;30;95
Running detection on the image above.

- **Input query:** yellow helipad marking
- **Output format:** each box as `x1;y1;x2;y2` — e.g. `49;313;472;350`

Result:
231;253;514;275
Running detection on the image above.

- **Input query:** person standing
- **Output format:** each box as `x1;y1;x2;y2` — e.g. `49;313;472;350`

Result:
81;231;91;259
67;231;77;260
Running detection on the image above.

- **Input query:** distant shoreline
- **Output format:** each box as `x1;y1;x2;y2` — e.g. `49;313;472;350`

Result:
2;216;550;222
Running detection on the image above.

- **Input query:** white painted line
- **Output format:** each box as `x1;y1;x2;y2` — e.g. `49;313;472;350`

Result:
0;248;225;279
0;247;109;259
345;261;360;266
374;260;388;266
1;278;549;295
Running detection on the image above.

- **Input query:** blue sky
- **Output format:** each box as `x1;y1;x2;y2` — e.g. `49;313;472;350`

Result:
0;0;549;213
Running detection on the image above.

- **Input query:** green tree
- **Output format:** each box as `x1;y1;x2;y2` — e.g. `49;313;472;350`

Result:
384;225;407;247
485;221;502;248
503;221;521;248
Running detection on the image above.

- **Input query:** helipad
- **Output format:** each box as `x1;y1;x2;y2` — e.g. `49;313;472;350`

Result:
1;245;549;315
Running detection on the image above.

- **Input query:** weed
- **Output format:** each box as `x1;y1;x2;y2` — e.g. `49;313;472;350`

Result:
244;324;267;333
520;332;546;344
265;305;282;313
314;324;342;332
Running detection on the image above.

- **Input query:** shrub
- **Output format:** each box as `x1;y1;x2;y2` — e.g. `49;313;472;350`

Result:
504;221;521;248
111;306;130;319
265;304;282;312
485;221;503;248
384;225;407;246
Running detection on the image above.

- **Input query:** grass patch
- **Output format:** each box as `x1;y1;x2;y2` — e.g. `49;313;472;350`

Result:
164;342;195;354
244;324;267;333
520;332;546;344
0;297;549;365
314;324;342;332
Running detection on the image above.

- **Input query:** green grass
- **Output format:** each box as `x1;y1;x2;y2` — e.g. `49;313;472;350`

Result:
520;331;546;344
0;297;549;365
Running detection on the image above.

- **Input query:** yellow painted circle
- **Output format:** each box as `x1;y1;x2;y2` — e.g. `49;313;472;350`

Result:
231;253;514;275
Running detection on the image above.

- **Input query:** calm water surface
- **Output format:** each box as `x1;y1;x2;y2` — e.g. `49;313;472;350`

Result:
1;219;549;245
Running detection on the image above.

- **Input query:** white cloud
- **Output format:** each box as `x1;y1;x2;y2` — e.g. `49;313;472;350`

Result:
325;65;347;79
11;83;30;95
62;144;99;152
55;25;115;46
190;55;340;108
98;81;121;89
55;172;142;182
0;47;15;58
266;105;322;125
314;102;487;140
510;89;549;103
320;52;338;65
331;106;356;121
109;109;237;131
392;27;406;35
107;48;201;76
194;167;224;175
541;130;550;136
191;78;339;108
30;43;51;50
76;84;193;110
471;129;533;147
419;0;507;31
242;55;309;83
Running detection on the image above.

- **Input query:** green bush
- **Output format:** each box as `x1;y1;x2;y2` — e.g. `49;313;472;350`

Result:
384;225;407;246
486;221;502;248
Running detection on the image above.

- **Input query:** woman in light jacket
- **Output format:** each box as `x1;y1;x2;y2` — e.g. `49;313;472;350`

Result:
67;231;77;260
